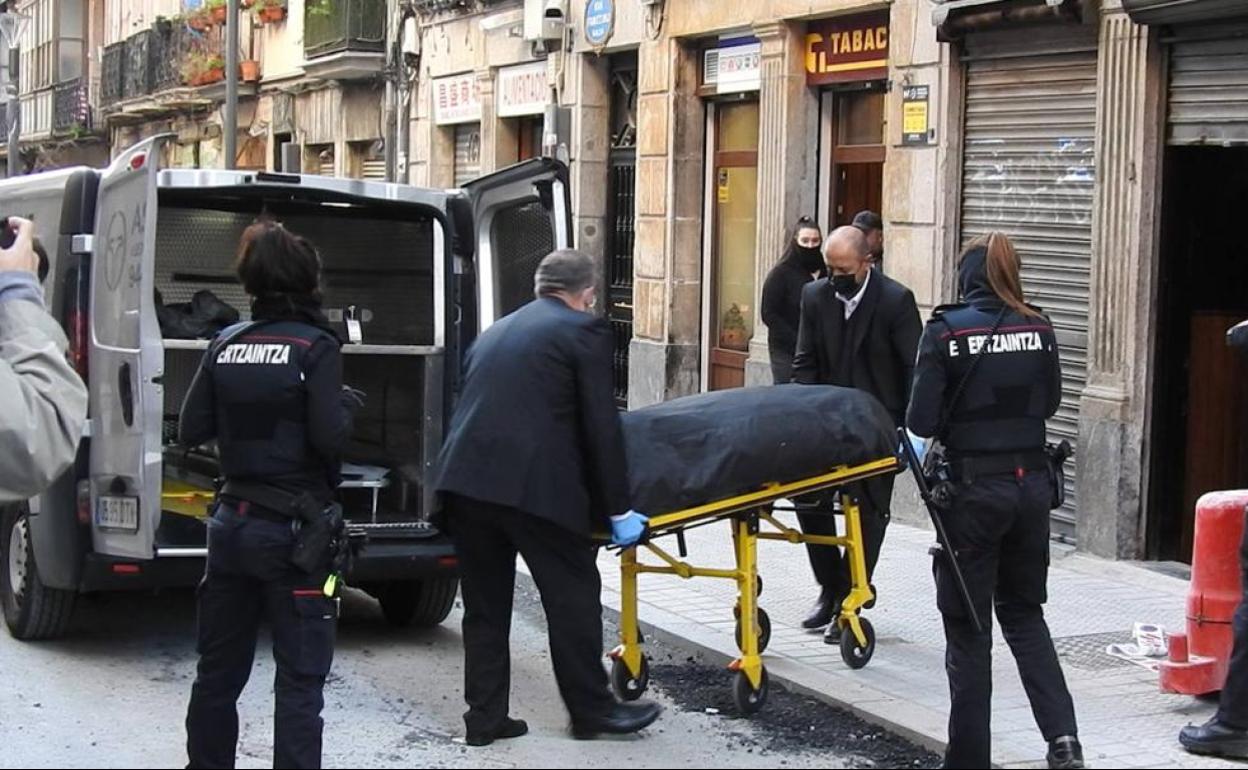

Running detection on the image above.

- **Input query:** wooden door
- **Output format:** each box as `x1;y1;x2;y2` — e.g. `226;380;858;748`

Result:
1182;311;1248;558
829;89;885;227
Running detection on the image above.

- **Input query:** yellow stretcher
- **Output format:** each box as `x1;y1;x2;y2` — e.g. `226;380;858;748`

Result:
608;456;901;714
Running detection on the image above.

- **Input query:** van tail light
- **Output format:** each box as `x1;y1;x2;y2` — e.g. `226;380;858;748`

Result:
67;309;89;382
76;479;91;526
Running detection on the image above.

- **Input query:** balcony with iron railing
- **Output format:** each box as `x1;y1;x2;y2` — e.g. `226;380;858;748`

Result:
99;19;223;122
53;78;92;135
303;0;386;81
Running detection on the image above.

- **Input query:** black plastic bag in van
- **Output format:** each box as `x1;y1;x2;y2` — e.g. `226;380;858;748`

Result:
156;289;241;339
622;384;897;516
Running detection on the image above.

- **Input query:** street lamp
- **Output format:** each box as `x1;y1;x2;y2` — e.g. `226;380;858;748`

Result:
0;11;31;178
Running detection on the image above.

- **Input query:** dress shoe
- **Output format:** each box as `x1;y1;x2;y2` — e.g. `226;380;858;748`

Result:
823;618;842;645
571;701;662;739
1180;718;1248;759
1046;735;1085;769
465;717;529;747
802;592;839;630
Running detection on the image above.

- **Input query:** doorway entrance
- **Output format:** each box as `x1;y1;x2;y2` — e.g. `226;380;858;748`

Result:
1149;147;1248;562
820;85;886;231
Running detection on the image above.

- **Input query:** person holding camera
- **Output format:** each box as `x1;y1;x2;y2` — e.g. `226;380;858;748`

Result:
0;216;86;502
905;232;1081;770
180;221;358;770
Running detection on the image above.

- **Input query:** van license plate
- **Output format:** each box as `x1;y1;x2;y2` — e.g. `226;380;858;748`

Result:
97;496;139;531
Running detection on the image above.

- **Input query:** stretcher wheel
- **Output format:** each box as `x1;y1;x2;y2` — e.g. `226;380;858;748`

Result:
611;656;650;701
733;668;769;715
734;608;772;654
839;617;876;670
864;583;877;610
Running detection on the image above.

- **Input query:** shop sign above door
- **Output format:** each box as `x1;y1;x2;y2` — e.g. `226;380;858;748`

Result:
806;12;890;86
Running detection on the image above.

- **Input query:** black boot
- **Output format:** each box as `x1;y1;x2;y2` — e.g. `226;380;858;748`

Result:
1180;718;1248;759
571;701;662;740
1046;735;1085;769
802;591;838;630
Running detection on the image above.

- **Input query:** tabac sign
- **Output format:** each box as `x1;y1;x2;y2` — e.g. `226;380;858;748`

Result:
806;12;890;86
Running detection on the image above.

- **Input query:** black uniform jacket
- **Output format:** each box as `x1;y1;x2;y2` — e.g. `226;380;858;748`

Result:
433;296;631;537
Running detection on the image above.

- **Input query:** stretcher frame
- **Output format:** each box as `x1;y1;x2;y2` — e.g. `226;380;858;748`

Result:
608;456;901;714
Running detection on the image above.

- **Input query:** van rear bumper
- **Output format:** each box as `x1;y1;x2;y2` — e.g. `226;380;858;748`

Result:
77;529;458;592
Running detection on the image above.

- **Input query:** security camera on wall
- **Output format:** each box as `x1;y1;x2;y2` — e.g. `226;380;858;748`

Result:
524;0;566;47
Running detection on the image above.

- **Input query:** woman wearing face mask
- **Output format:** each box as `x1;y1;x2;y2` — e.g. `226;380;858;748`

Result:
761;216;825;384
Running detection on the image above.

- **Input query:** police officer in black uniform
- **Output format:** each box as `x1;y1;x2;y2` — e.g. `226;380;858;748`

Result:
181;221;356;769
906;232;1083;770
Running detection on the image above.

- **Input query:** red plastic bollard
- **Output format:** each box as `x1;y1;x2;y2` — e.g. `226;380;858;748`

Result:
1160;491;1248;695
1169;632;1190;664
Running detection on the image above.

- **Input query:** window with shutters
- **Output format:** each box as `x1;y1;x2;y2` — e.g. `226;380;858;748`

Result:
305;144;335;176
350;139;386;180
17;0;84;94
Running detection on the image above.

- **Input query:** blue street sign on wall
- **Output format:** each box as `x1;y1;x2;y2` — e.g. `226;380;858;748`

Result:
585;0;615;47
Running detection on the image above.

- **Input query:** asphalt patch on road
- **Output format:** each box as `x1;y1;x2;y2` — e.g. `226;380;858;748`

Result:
517;579;939;768
644;653;939;768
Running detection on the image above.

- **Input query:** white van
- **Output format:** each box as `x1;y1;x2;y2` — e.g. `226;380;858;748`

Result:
0;135;572;639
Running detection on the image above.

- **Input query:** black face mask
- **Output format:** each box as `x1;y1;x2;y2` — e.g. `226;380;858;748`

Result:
831;273;861;297
795;245;824;273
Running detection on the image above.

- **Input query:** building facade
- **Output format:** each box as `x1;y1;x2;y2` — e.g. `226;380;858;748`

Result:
407;0;1248;563
92;0;393;179
9;0;1248;563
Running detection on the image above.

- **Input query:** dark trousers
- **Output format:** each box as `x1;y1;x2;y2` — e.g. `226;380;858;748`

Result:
186;503;337;770
769;349;794;386
446;494;614;735
797;476;893;603
1217;513;1248;728
936;471;1077;770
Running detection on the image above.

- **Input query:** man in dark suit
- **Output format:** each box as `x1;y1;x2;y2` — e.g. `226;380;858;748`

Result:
433;249;661;747
792;226;922;643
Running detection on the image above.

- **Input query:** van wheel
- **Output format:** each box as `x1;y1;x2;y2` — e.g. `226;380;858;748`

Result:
376;578;459;629
1;505;75;640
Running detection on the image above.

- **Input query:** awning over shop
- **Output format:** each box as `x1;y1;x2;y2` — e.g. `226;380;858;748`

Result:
1122;0;1248;25
930;0;1065;26
930;0;1083;39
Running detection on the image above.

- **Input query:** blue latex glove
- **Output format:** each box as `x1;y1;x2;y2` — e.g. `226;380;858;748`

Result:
901;428;931;466
611;510;649;547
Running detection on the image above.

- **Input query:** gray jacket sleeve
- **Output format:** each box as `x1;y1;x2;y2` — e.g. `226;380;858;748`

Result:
0;293;88;503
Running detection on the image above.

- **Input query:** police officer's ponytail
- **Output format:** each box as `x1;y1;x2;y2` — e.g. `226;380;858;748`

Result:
980;232;1042;319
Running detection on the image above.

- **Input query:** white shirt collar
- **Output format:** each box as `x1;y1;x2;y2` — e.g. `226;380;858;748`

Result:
836;268;872;319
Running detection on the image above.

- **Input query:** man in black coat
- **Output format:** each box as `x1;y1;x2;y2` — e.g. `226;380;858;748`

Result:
792;226;922;642
433;249;661;747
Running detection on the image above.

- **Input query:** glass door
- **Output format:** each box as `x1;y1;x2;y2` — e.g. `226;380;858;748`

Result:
709;100;760;391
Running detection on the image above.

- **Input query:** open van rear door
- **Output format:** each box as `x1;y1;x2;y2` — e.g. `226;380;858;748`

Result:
88;137;165;560
464;158;573;331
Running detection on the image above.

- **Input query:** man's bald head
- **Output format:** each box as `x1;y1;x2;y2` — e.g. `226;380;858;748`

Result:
823;225;871;281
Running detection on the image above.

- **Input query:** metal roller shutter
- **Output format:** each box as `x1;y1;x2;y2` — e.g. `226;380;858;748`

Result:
1167;23;1248;146
454;123;482;187
960;27;1099;538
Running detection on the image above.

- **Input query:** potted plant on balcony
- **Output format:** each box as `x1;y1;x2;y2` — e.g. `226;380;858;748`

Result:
206;0;227;25
201;55;226;85
182;50;226;87
252;0;287;24
240;59;260;83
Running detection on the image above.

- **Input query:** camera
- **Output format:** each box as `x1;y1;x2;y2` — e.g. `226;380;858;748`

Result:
0;217;48;283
